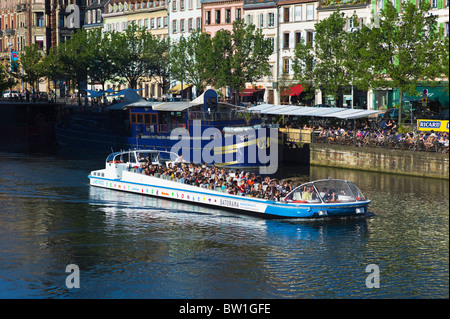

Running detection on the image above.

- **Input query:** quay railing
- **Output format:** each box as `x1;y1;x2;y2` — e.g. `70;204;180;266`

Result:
284;128;449;154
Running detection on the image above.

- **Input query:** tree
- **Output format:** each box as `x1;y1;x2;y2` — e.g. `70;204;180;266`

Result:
109;24;157;90
293;9;351;106
169;31;213;95
210;20;273;104
41;47;64;97
291;37;315;102
87;28;116;92
15;45;44;91
344;13;374;93
59;28;95;103
368;1;447;124
0;65;12;93
147;36;170;96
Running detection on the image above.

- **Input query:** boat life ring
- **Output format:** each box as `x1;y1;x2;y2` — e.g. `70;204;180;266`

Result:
292;200;307;203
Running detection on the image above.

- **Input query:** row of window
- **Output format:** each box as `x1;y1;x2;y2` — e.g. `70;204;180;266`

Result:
0;12;45;31
172;18;202;34
108;1;166;14
282;5;315;23
205;8;241;26
283;31;314;50
131;113;158;125
105;17;169;32
203;6;315;28
172;0;201;12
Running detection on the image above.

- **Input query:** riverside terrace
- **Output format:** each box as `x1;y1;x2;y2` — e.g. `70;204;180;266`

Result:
248;104;449;153
286;123;449;153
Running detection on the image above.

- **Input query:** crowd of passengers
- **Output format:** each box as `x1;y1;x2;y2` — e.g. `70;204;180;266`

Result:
285;119;449;152
133;160;294;201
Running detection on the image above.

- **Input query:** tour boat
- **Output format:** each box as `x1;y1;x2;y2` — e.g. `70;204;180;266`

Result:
88;150;371;219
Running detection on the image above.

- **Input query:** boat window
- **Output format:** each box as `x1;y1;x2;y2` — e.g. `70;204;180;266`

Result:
137;114;143;123
347;182;366;201
312;180;357;203
144;114;151;124
285;183;321;203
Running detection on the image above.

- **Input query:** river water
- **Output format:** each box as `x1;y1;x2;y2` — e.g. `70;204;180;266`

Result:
0;151;448;299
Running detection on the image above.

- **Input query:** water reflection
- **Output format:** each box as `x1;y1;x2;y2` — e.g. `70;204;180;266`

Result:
0;152;447;298
83;186;372;298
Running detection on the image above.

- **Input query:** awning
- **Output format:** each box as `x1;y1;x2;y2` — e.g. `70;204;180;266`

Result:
168;83;193;94
239;88;265;97
189;91;206;105
288;84;304;96
281;84;305;96
248;104;380;119
151;102;192;111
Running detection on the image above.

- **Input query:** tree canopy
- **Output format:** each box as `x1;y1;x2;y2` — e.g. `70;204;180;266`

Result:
293;1;448;121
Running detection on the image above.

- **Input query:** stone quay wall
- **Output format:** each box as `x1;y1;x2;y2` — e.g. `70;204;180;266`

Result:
309;144;449;179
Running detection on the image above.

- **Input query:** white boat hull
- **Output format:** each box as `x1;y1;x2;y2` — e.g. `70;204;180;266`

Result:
89;169;370;219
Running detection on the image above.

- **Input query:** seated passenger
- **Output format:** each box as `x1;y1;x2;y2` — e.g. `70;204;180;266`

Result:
302;186;313;200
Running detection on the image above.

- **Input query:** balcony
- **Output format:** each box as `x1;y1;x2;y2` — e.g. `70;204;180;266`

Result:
4;29;15;36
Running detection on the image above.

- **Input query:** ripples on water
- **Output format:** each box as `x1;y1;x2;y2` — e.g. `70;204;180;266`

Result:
0;152;448;298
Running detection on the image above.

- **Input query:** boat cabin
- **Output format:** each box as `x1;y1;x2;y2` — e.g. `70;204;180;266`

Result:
285;179;367;204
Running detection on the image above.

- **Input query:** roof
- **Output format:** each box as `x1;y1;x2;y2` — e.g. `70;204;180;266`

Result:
86;0;110;10
168;83;193;94
248;104;380;119
151;102;192;111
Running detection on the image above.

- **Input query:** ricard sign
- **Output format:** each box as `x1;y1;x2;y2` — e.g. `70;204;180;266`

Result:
417;119;449;132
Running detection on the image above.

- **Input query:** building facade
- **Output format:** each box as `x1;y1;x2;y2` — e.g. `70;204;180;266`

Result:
170;0;202;42
242;0;278;104
201;0;244;36
1;0;88;92
1;0;448;109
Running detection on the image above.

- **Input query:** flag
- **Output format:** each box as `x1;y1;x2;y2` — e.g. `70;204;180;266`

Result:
11;52;19;61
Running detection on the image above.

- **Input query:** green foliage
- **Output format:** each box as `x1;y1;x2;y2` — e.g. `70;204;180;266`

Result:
0;65;13;93
170;31;214;94
293;9;351;105
369;1;446;124
292;1;448;122
14;45;44;91
209;20;273;104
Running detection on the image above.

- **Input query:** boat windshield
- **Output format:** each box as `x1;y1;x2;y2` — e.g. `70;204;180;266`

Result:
285;179;366;203
106;150;180;165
